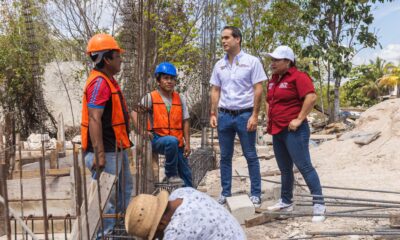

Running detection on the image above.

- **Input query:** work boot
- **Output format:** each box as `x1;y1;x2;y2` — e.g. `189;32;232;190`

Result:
312;204;326;222
267;199;293;212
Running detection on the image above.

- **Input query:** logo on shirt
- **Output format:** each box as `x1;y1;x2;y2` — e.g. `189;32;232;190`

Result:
268;83;274;90
279;82;288;89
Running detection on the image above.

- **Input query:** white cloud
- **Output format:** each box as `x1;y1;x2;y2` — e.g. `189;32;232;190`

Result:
378;44;400;64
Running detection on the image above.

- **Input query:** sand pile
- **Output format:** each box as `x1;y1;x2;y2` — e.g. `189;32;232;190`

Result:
311;98;400;199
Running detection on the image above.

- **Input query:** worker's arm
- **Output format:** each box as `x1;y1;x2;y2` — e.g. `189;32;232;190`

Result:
130;110;153;140
183;119;190;157
247;82;263;132
288;92;317;131
88;108;105;168
210;85;221;128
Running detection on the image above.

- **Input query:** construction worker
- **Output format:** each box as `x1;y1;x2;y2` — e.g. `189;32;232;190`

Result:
210;26;267;208
131;62;193;187
81;33;133;236
125;188;245;240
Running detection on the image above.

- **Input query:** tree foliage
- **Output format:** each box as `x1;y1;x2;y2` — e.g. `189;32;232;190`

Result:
300;0;390;120
0;0;55;137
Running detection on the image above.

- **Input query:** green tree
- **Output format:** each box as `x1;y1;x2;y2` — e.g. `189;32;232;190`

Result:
342;58;389;107
300;0;390;121
0;0;55;137
221;0;308;70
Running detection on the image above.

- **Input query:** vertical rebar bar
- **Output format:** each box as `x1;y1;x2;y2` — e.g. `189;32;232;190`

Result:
18;141;25;240
72;143;82;240
93;147;104;239
121;141;126;214
114;140;119;222
80;148;90;240
39;139;49;240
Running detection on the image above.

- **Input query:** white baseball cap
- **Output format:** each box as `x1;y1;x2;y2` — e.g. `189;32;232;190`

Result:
267;46;295;62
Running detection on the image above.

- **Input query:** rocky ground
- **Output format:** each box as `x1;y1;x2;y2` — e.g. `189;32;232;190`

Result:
198;99;400;240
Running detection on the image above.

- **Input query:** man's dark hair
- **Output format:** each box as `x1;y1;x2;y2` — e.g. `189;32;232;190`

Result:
155;73;176;82
90;50;115;69
222;26;242;47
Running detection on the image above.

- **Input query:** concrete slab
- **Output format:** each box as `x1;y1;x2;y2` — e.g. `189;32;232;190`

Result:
226;195;255;224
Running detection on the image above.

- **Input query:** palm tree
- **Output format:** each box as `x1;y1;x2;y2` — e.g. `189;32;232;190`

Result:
377;63;400;97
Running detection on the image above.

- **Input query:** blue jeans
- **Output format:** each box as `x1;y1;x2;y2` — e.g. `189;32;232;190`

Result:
85;150;133;237
151;133;193;187
272;122;324;204
217;111;261;197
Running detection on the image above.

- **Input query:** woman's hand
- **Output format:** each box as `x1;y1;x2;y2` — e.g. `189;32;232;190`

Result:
288;118;303;131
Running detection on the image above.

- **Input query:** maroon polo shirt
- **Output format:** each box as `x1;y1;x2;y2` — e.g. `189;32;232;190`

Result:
266;67;315;135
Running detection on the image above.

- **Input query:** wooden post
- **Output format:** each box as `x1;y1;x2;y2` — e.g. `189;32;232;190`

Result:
57;113;66;158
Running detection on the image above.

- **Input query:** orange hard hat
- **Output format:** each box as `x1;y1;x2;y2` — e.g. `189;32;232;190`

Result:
86;33;124;54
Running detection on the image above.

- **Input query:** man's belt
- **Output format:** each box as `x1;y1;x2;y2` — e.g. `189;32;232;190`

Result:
218;107;253;116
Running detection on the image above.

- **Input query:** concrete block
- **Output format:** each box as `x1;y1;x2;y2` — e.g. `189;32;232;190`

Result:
226;195;255;224
263;183;281;201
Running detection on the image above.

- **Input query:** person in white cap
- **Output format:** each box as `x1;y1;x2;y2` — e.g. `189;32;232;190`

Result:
265;45;326;222
125;188;246;240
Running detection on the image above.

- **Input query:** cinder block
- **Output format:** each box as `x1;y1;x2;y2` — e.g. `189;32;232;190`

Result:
264;184;281;201
226;195;255;224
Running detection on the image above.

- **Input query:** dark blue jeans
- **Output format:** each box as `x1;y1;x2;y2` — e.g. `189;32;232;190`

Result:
217;111;261;197
151;133;193;187
272;122;324;204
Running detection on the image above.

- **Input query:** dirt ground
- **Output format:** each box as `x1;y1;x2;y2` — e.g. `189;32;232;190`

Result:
200;99;400;240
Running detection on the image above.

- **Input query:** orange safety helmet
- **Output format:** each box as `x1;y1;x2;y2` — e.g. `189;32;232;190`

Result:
86;33;124;54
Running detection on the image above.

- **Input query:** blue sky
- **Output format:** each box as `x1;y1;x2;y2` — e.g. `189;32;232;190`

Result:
353;1;400;65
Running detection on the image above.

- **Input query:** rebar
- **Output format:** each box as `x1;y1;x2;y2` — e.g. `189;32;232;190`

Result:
331;207;386;214
232;175;400;195
72;143;82;240
264;211;391;218
306;231;400;236
39;139;49;240
0;196;38;240
94;147;105;240
80;146;90;239
295;199;400;208
18;142;25;240
296;193;400;205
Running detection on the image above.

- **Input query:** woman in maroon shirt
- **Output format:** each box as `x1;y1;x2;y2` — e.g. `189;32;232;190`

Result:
265;46;325;222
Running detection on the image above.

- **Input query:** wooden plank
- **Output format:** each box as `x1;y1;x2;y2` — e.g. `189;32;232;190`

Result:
7;176;72;200
70;172;116;240
12;167;91;178
9;200;74;216
245;213;277;228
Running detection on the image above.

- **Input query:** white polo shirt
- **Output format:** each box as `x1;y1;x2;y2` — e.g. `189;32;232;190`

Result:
210;51;267;110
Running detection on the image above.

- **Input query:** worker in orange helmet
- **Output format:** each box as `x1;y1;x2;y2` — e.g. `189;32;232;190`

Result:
81;33;133;237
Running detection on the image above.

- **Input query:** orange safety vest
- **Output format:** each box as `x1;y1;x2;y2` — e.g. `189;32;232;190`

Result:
81;70;131;151
148;90;184;147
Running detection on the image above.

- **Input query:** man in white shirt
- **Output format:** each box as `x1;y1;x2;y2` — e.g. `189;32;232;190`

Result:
210;26;267;207
125;187;246;240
